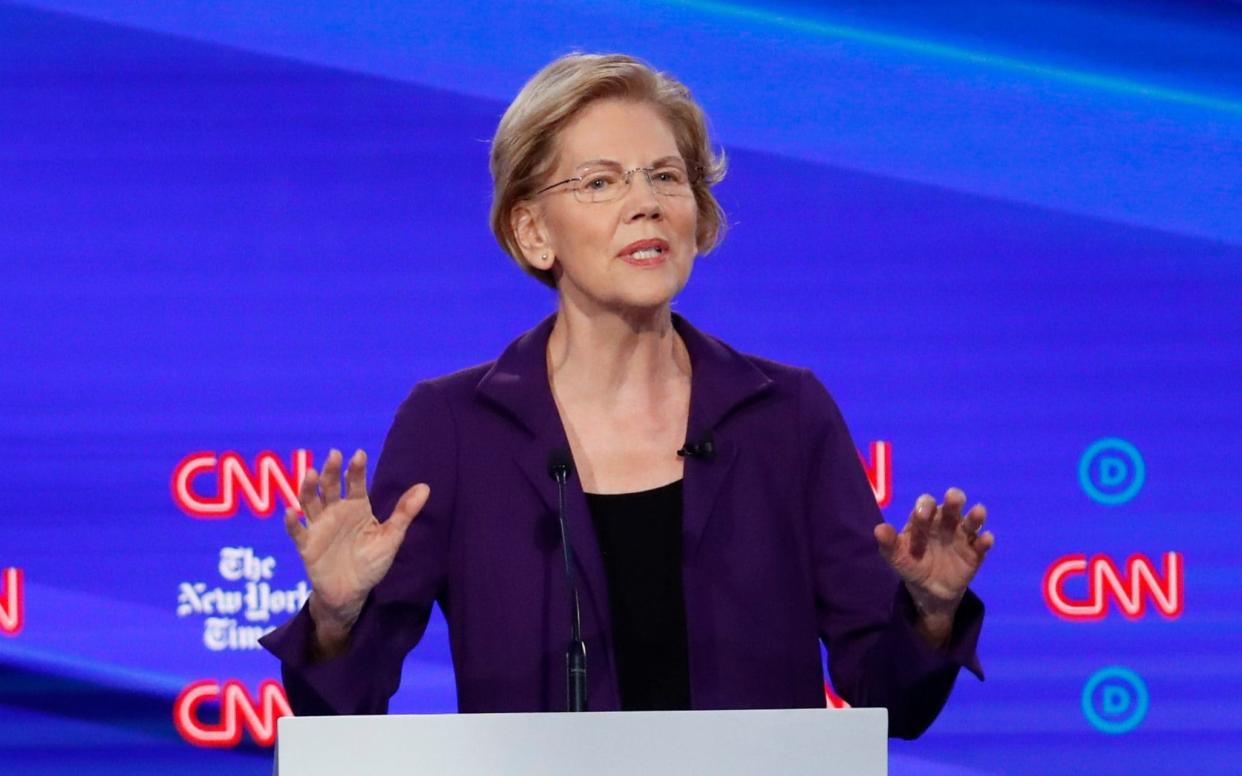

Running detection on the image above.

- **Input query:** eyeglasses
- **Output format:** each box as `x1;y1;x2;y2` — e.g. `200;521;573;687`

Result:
535;159;699;203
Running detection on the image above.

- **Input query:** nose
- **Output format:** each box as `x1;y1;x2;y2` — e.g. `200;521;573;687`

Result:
622;170;662;221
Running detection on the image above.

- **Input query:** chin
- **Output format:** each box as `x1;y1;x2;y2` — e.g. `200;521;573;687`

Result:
618;271;687;309
618;294;677;314
565;262;691;313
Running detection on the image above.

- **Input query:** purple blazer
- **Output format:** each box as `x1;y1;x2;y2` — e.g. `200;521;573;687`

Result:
261;313;984;739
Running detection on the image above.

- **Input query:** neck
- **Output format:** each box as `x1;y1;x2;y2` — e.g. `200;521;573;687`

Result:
546;299;690;407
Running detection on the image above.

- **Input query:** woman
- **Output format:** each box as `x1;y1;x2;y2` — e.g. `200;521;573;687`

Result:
261;53;994;739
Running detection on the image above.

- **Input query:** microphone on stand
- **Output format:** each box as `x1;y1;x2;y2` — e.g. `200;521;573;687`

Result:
547;449;588;712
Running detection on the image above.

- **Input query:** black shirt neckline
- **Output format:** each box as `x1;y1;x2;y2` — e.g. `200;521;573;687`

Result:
583;478;684;500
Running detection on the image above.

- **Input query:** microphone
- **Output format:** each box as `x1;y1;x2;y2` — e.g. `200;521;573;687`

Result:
677;432;715;460
547;449;588;712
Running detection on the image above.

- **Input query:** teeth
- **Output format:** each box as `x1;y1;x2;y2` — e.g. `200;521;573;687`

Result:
630;247;663;259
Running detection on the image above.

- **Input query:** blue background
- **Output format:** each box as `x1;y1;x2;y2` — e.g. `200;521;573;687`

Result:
1;0;1240;773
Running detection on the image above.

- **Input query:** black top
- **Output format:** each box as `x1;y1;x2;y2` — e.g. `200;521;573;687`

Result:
584;478;692;711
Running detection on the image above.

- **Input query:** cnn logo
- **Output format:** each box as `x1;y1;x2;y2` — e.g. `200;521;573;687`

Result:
1043;552;1183;621
1;568;23;636
172;450;312;519
825;684;851;709
174;679;292;747
858;441;892;508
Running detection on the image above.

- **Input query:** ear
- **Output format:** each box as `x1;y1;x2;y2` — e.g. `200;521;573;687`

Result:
511;202;556;272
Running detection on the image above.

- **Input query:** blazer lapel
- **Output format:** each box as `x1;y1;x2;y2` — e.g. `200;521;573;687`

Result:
674;314;775;561
512;428;608;634
475;314;611;657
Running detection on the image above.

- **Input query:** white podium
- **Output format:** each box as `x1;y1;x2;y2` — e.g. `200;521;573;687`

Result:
275;708;887;775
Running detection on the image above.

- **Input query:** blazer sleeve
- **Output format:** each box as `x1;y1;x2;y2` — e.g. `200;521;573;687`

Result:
259;380;457;715
797;368;985;739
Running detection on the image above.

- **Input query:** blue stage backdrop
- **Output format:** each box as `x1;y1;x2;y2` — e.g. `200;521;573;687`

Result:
2;1;1240;774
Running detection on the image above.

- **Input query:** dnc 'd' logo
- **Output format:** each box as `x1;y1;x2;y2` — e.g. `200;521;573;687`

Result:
1082;666;1149;734
1078;438;1145;506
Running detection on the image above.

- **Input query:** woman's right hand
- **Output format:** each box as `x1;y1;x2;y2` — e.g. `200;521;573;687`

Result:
284;448;430;654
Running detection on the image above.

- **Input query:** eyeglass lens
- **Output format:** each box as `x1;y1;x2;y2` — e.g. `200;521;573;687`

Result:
573;161;694;203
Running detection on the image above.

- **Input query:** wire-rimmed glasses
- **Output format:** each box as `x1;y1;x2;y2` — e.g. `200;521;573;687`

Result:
535;157;699;203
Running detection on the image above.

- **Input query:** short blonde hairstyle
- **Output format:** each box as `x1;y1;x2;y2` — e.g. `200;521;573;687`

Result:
490;53;728;288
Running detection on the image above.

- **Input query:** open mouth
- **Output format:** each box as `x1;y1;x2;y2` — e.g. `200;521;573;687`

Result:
619;239;670;265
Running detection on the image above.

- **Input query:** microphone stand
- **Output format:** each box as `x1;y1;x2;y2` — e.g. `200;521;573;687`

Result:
549;452;588;712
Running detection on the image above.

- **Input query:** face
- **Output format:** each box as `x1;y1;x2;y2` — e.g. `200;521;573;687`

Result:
513;98;699;314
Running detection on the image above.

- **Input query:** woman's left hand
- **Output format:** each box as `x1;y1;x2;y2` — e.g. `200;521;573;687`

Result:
874;488;995;643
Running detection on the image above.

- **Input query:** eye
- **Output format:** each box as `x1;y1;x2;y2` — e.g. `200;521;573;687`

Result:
653;167;688;185
581;171;620;191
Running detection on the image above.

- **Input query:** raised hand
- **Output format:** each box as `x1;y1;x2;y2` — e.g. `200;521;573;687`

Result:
874;488;994;643
285;449;429;648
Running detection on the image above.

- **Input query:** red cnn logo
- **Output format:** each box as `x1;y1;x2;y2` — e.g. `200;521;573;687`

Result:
171;450;312;519
858;441;892;508
1043;552;1184;621
174;679;292;747
1;568;23;636
824;684;851;709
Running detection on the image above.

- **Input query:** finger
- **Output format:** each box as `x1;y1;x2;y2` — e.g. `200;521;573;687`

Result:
283;506;307;550
937;487;965;539
962;503;987;539
873;522;899;563
385;483;431;539
974;530;996;559
344;449;368;500
321;449;344;505
299;467;323;522
907;494;934;557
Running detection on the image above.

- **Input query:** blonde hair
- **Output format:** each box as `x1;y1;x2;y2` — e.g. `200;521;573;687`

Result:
490;53;728;288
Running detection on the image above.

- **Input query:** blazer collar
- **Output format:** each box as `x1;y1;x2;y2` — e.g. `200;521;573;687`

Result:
474;311;774;436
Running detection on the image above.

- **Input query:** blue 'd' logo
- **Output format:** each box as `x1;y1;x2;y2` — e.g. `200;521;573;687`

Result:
1078;438;1145;505
1082;666;1149;734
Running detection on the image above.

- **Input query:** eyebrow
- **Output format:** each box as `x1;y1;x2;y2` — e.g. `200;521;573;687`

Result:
575;155;685;170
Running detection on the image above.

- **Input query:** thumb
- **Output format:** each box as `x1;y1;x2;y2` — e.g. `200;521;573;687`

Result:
385;483;431;538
